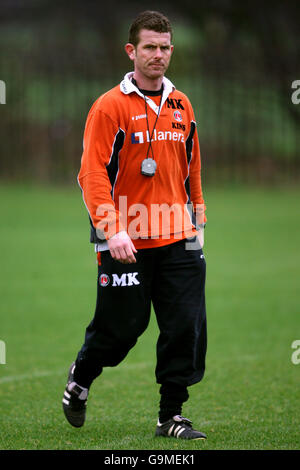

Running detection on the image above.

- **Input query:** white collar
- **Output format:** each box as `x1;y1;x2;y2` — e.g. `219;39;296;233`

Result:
120;71;176;116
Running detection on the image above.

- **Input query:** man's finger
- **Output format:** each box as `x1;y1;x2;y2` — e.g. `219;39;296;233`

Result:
130;240;138;253
124;246;136;263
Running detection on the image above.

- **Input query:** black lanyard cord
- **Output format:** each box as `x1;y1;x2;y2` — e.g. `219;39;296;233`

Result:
144;92;163;160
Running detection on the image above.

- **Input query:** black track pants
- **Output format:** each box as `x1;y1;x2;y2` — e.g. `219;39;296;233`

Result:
74;237;207;389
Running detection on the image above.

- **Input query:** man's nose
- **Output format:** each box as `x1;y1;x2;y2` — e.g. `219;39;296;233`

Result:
154;47;163;58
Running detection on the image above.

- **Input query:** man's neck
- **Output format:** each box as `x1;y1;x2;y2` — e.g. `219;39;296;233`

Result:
132;73;163;92
132;77;163;96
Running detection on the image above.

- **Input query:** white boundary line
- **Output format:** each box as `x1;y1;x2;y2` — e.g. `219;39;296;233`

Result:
0;369;65;384
0;362;152;384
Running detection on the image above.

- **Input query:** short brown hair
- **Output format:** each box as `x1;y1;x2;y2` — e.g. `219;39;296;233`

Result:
129;10;173;46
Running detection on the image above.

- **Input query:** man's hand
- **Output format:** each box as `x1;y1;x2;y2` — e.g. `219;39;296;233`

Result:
107;231;137;264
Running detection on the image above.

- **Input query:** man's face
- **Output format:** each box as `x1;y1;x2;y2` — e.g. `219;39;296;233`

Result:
126;29;173;81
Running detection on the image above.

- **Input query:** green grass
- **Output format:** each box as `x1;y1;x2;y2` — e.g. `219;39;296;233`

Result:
0;182;299;450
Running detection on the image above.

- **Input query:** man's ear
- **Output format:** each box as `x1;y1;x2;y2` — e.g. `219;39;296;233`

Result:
124;43;136;61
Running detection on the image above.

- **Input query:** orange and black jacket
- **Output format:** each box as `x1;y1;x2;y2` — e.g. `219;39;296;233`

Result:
78;72;206;250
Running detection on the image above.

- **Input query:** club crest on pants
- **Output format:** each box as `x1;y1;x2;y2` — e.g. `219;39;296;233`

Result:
100;273;110;287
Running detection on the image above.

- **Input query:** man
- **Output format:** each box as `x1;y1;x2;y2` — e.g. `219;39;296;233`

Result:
62;10;207;440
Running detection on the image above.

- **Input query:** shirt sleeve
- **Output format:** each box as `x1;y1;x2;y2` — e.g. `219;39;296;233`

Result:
188;119;207;225
77;105;126;240
185;115;207;225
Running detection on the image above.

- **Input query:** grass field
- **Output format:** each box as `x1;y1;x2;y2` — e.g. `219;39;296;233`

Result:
0;182;299;450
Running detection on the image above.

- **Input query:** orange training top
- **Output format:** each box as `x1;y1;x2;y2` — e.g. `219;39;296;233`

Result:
78;72;206;250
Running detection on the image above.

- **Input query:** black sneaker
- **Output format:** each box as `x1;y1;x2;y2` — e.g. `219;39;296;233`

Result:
155;415;207;440
62;362;89;428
